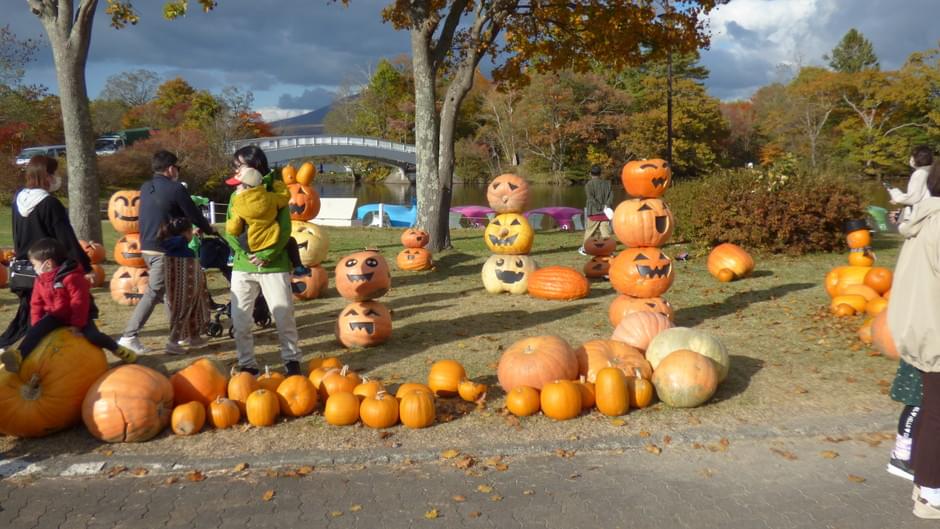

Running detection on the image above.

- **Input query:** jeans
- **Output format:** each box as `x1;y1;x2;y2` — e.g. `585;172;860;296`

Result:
20;315;119;358
122;254;166;338
230;270;300;368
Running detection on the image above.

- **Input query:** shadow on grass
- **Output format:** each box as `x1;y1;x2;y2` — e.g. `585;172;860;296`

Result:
712;354;765;403
749;270;774;279
674;282;814;327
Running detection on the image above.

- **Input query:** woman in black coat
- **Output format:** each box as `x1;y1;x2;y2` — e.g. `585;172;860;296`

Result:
0;156;92;348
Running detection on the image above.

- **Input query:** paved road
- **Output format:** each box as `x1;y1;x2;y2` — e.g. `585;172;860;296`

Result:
0;433;932;529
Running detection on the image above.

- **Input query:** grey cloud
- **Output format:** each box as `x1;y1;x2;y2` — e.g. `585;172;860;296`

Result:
278;87;336;110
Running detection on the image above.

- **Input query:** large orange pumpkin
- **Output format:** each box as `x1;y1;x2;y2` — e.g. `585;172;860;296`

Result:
334;250;391;301
707;243;754;281
583;237;617;257
610;248;674;298
336;301;392;347
871;310;899;360
621;159;671;198
864;267;893;295
287;183;320;221
527;266;589;301
486;173;529;213
611;311;674;351
110;266;150;305
0;328;109;437
82;364;174;442
574;339;651;383
170;358;228;407
608;295;674;326
497;335;578;391
651;349;719;408
114;233;145;267
612;198;674;247
397;248;434;271
291;221;329;267
484;213;534;254
583;256;612;278
107;190;141;234
401;228;430;249
79;240;106;264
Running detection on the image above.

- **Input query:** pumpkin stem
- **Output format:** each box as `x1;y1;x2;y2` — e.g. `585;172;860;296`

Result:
634;368;642;379
264;365;270;377
21;374;42;401
340;365;349;377
375;390;387;400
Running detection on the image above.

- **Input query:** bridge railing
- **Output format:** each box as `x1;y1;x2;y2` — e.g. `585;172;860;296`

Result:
230;135;416;154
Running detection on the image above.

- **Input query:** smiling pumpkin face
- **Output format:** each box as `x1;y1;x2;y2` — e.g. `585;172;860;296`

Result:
481;254;537;295
584;237;617;257
291;221;329;266
486;173;530;213
484;213;534;255
583;255;612;278
110;266;150;306
287;184;320;221
401;229;430;249
336;301;392;348
396;248;433;271
108;190;141;234
610;247;674;298
621;159;671;198
113;233;145;267
334;250;391;301
612;198;675;247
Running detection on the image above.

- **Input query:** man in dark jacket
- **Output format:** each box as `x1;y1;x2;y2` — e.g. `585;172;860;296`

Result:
118;151;215;354
580;165;614;255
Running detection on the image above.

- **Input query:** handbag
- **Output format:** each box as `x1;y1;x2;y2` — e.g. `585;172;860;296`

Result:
8;259;37;291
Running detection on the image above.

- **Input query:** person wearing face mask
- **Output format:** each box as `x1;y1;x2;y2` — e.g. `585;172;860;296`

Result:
0;156;93;351
889;145;935;225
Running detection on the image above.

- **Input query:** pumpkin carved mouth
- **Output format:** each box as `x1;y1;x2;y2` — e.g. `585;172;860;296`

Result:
405;254;415;261
348;322;375;334
636;264;671;278
122;251;142;259
655;216;668;233
347;273;374;282
495;270;524;283
488;233;519;247
289;204;306;215
650;177;668;188
296;240;309;251
124;293;143;300
115;214;139;221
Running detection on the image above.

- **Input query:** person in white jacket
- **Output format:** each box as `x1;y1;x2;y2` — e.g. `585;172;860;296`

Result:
889;146;935;223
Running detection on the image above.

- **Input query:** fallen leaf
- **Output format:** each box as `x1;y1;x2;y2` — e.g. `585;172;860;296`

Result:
610;419;626;427
424;509;439;520
186;470;206;482
645;444;662;455
476;484;493;494
692;442;704;449
454;456;475;470
503;415;522;430
493;463;509;472
101;449;114;457
700;468;715;478
452;495;466;503
233;462;249;472
350;504;362;512
820;450;839;459
554;449;576;458
568;473;581;480
262;490;275;502
297;465;314;476
378;431;393;440
130;467;149;477
106;465;127;478
663;435;672;445
330;511;344;518
468;512;481;518
523;489;535;496
163;476;178;486
639;431;651;438
490;494;502;502
770;448;797;461
848;474;866;483
719;438;730;447
440;449;460;459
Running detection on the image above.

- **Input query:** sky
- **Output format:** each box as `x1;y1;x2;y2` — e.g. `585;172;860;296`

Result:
10;0;940;122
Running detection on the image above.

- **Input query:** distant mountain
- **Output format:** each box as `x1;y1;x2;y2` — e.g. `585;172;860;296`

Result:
270;103;334;136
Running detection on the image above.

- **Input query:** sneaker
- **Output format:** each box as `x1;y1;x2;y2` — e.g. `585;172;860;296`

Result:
179;336;209;349
1;348;22;373
888;458;915;481
112;346;137;364
164;341;187;355
210;301;227;312
914;497;940;519
239;365;260;376
914;485;921;502
293;265;311;277
284;361;301;377
577;247;588;256
118;336;151;355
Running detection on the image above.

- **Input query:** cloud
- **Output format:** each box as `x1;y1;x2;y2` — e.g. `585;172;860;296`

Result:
278;87;336;110
255;107;311;122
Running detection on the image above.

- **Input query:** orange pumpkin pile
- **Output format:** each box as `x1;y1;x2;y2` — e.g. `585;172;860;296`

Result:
396;228;434;272
107;190;151;306
334;250;393;347
609;159;676;328
283;165;330;301
482;174;539;296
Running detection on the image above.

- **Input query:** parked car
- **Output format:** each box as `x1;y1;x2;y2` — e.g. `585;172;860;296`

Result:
15;145;66;166
95;128;152;155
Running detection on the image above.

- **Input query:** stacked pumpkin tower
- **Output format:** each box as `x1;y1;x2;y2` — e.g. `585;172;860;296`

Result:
282;162;330;301
396;228;434;271
608;160;677;327
583;237;617;279
334;250;393;348
481;174;537;295
107;190;151;306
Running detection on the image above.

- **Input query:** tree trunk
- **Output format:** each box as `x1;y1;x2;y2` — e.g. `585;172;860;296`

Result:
410;28;445;251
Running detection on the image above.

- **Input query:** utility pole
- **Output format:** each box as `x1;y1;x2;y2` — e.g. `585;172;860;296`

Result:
666;50;673;166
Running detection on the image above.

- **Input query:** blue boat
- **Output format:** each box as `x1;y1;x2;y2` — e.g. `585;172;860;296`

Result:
356;203;417;227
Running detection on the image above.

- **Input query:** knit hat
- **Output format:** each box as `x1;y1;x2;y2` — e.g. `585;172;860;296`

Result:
225;167;263;187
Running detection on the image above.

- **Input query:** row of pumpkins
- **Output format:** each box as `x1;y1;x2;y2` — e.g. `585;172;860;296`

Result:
0;318;729;439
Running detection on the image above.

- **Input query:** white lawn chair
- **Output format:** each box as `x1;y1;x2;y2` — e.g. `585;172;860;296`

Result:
313;198;360;227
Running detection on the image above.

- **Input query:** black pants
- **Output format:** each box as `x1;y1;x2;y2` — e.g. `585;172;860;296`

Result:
19;315;119;358
899;405;921;438
915;372;940;487
237;234;303;269
0;288;32;349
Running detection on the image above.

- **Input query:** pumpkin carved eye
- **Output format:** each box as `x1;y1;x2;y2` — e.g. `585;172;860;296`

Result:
638;203;652;211
634;253;649;260
344;309;359;316
131;196;140;206
345;259;358;267
119;272;131;278
515;259;524;267
496;258;505;266
365;258;378;267
492;219;502;226
115;196;129;206
365;309;380;317
507;183;518;191
510;219;521;226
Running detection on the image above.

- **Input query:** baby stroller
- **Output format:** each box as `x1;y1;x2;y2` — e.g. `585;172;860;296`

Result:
198;236;272;338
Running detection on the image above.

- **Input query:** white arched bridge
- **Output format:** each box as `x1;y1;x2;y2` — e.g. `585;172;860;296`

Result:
230;135;416;183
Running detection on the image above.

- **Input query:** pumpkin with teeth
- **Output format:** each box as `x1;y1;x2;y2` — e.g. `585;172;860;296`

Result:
612;198;674;247
113;233;145;267
621;159;671;198
396;248;433;271
401;228;430;249
334;250;391;301
484;213;534;255
110;266;150;305
583;256;612;278
610;248;674;298
290;221;329;266
608;295;674;326
335;300;392;347
107;190;141;234
486;173;529;213
481;254;536;295
291;265;329;301
287;183;320;221
584;237;617;256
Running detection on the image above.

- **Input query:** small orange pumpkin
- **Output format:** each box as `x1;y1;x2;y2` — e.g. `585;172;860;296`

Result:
114;233;145;267
506;386;540;416
527;266;590;301
287;183;320;221
583;237;617;257
359;391;399;429
324;392;360;425
281;164;297;185
334;250;391;301
621;159;671;198
707;243;754;281
208;397;240;429
109;266;149;306
171;401;206;436
427;360;467;398
846;228;871;249
245;389;280;427
320;365;362;399
295;162;316;185
627;368;654;408
227;370;259;414
79;240;106;264
107;190;141;234
539;380;582;420
486;173;529;213
257;366;286;392
399;390;436;428
353;378;385;401
575;339;652;383
336;301;392;348
276;375;318;417
396;248;434;271
308;356;343;374
395;382;433;400
594;367;629;417
848;248;875;267
583;256;612;278
577;377;596;409
457;379;487;402
401;228;430;248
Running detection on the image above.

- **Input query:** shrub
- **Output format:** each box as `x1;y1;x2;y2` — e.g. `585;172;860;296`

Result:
669;168;867;255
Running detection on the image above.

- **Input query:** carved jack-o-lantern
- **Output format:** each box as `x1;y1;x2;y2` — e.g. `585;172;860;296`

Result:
401;228;430;249
110;266;150;305
486;173;530;213
292;265;329;301
610;247;674;298
484;213;534;255
621;159;671;198
397;248;433;271
113;233;145;268
609;294;674;327
612;198;675;248
290;221;329;266
108;190;141;234
79;240;106;264
334;250;391;301
584;237;617;257
583;256;612;278
481;254;537;295
335;301;392;348
287;184;320;221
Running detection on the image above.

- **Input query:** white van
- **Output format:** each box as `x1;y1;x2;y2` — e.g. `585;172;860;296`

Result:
15;145;67;166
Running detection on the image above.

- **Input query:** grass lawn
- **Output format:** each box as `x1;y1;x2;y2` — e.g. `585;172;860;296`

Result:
0;213;903;458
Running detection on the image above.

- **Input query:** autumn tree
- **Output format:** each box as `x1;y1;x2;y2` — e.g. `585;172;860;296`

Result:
376;0;722;251
0;25;39;86
99;69;160;106
825;28;879;74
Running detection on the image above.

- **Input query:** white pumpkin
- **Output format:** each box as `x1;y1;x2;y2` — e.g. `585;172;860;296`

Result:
290;221;329;266
645;327;730;382
481;254;537;295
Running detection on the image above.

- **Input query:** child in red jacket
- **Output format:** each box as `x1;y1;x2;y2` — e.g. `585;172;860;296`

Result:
0;238;136;372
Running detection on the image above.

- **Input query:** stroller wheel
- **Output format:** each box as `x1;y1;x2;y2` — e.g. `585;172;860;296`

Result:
207;321;223;338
